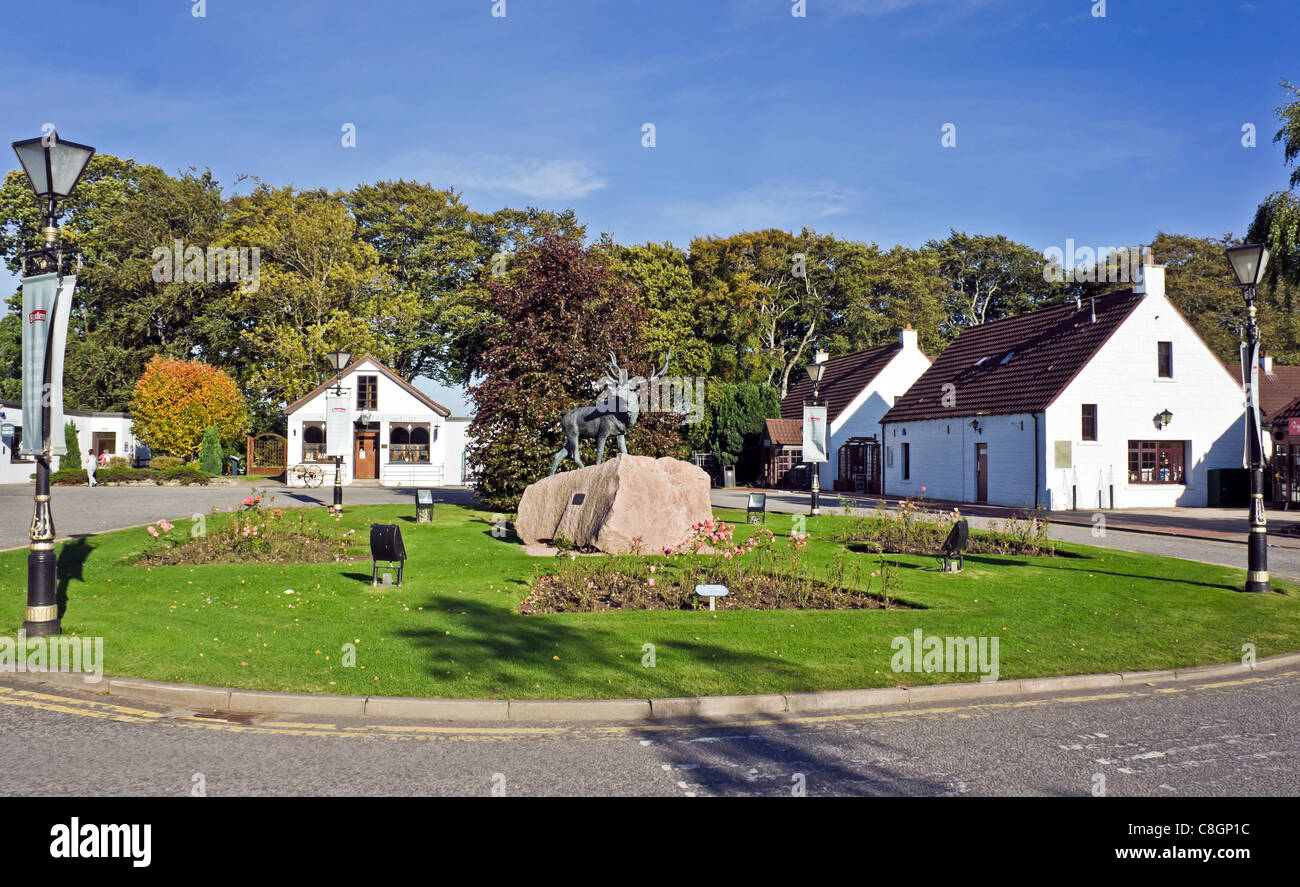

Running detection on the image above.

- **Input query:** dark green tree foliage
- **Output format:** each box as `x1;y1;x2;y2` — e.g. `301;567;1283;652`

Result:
711;383;780;481
198;426;223;475
62;422;82;470
467;236;650;512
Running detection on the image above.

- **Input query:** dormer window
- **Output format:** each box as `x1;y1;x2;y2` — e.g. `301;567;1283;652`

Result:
973;356;989;369
999;352;1015;366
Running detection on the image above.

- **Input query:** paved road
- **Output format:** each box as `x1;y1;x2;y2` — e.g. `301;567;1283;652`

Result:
1;668;1295;796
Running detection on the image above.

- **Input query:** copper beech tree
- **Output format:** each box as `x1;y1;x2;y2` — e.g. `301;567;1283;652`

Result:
130;356;249;461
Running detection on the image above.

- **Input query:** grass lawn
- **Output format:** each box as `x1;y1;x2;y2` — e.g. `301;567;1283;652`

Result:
2;502;1298;699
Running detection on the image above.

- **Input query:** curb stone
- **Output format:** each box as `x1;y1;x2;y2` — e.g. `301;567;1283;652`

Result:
3;651;1297;723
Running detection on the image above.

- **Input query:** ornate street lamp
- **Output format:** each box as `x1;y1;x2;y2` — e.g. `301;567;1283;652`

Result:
1226;243;1271;594
12;132;96;637
805;358;827;517
327;349;350;508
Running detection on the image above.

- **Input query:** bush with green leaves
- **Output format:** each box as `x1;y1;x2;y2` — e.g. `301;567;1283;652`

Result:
62;422;82;470
150;456;184;470
199;426;222;475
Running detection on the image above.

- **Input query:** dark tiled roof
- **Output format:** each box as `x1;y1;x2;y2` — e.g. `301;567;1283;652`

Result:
881;291;1145;424
1259;365;1300;419
780;343;902;422
1267;394;1300;426
762;418;802;446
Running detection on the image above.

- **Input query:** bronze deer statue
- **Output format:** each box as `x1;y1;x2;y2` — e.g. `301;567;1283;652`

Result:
548;350;671;476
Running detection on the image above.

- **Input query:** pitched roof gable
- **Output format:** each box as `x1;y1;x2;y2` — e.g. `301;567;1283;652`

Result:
282;354;451;417
763;418;803;446
1259;365;1300;420
779;343;903;423
881;291;1145;423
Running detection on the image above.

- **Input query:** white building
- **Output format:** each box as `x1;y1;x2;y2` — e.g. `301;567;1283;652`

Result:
768;327;932;492
879;263;1247;510
282;354;469;487
0;401;142;484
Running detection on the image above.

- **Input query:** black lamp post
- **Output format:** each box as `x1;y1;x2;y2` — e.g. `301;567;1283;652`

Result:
805;359;826;517
327;349;350;508
1226;243;1272;594
12;133;96;637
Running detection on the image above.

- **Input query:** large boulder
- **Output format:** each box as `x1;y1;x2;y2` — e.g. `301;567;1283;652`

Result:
515;456;711;554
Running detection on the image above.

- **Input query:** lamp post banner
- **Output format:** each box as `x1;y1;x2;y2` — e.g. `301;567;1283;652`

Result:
802;404;828;463
46;275;76;456
1241;340;1263;468
19;273;58;455
325;393;350;458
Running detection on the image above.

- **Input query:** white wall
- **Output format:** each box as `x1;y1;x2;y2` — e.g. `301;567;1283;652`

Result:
0;403;137;484
817;337;932;489
1045;290;1245;509
882;413;1044;508
285;359;450;487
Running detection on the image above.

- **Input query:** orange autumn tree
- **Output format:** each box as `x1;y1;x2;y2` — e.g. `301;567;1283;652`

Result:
130;356;249;460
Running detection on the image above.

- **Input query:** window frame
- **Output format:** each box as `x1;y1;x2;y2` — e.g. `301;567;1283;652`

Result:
1081;404;1098;442
1127;439;1186;485
1157;341;1173;378
356;375;378;411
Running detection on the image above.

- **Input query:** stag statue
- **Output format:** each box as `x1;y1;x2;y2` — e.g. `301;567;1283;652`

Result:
549;350;671;476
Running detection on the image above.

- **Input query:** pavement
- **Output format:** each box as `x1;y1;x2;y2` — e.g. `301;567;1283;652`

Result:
3;661;1296;796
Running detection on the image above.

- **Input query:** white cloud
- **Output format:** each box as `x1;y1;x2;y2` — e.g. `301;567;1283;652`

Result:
660;181;860;238
386;151;609;200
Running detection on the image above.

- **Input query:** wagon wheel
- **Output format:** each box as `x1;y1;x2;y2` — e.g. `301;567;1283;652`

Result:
306;465;325;487
287;464;307;485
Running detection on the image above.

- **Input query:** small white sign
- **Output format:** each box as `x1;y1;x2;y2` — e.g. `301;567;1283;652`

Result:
325;392;350;458
695;584;728;611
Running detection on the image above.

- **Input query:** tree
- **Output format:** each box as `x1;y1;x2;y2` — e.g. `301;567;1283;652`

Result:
62;422;82;470
467;236;655;512
131;356;248;460
924;230;1058;332
198;426;223;475
711;383;781;481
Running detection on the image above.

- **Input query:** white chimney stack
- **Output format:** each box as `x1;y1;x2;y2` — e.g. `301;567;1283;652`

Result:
1262;350;1274;375
900;324;919;350
814;348;828;364
1135;252;1165;299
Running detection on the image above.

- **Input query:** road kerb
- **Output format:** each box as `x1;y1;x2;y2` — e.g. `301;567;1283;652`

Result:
2;650;1297;723
106;677;231;710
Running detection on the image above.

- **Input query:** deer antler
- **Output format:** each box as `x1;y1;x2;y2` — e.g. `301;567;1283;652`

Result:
608;352;621;377
654;349;672;379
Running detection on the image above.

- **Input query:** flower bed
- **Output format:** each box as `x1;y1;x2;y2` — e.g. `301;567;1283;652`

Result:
521;519;913;613
132;494;362;566
832;499;1056;556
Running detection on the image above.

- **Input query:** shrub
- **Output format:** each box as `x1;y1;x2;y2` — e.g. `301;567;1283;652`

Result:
100;467;156;483
199;426;222;475
62;423;82;470
184;460;200;471
50;469;89;485
150;456;184;470
107;456;130;469
833;500;1055;557
157;467;210;485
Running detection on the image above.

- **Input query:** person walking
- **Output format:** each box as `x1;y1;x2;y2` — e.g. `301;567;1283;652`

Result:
85;449;98;488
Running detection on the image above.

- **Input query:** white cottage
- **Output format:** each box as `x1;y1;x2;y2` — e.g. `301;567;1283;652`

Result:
282;354;461;487
0;400;142;484
879;263;1246;510
768;327;932;492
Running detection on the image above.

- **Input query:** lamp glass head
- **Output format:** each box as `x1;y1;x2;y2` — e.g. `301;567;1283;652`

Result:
1226;244;1270;288
328;350;351;372
805;362;826;384
12;136;95;201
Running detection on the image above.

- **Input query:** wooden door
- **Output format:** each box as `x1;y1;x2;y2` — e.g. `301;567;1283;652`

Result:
354;432;378;479
975;443;988;503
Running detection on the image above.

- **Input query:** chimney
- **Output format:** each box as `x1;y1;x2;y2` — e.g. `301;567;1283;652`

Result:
1262;349;1274;375
814;348;828;364
899;324;919;350
1135;251;1165;299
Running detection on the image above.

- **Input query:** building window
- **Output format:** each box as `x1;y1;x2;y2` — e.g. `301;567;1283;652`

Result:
356;375;378;410
1127;440;1185;484
1081;404;1097;441
901;443;910;480
1157;341;1173;378
303;423;328;461
389;424;431;463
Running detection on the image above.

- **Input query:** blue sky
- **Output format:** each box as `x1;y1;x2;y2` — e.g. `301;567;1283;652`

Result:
2;0;1297;413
